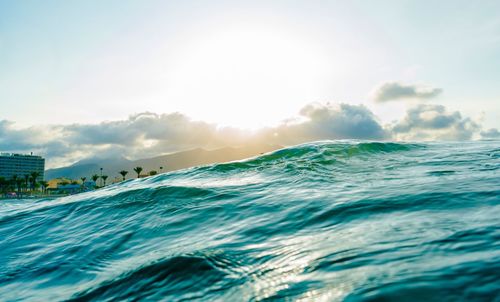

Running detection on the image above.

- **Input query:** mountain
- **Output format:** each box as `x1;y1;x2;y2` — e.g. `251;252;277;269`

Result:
45;144;281;180
70;155;131;167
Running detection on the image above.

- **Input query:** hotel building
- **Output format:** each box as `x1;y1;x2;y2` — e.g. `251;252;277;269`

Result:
0;153;45;180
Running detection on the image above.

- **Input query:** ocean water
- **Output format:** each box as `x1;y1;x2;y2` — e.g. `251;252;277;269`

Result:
0;141;499;302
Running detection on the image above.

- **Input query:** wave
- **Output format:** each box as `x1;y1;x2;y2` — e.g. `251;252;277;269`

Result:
0;140;499;301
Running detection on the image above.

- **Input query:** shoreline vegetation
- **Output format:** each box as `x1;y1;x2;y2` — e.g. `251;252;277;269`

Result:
0;166;158;200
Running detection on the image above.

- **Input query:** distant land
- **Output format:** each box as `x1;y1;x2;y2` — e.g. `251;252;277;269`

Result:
45;144;282;180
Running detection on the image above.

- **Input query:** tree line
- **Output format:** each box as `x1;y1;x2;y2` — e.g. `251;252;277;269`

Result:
0;165;164;196
0;172;47;195
84;166;163;188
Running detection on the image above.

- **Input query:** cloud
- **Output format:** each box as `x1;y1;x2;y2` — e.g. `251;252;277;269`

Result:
373;82;442;102
0;102;486;168
391;104;481;140
57;113;255;164
0;104;388;168
60;103;389;161
263;103;389;144
480;128;500;139
0;120;53;150
63;112;221;148
1;112;254;168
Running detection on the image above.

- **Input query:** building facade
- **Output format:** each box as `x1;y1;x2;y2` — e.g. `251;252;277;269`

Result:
0;153;45;180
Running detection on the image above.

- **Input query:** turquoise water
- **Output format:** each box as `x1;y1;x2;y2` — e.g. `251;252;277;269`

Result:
0;141;499;301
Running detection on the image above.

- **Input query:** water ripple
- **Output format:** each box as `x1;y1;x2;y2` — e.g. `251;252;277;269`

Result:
0;140;499;301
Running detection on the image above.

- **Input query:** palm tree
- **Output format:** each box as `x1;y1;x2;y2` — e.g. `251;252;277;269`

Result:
20;182;27;193
81;177;87;190
101;175;108;186
24;174;30;192
0;177;6;194
11;175;18;193
91;174;99;188
39;181;49;194
16;179;23;194
7;175;17;191
119;170;128;181
133;166;143;178
30;172;40;191
7;178;15;192
160;166;163;173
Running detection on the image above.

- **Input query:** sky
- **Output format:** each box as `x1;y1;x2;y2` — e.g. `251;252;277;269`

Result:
0;0;499;167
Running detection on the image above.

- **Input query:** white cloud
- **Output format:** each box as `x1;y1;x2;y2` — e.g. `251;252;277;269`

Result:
373;82;442;102
391;104;481;141
480;128;500;139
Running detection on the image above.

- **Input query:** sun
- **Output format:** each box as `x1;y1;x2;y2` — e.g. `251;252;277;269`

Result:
161;26;331;129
